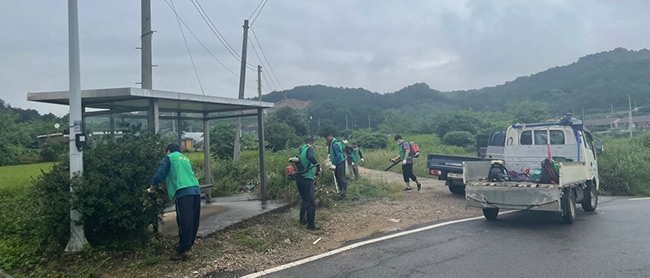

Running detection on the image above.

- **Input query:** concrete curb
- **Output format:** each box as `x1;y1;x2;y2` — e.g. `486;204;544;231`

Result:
198;201;293;238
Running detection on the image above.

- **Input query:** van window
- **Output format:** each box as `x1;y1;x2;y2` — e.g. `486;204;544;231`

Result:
520;131;532;145
549;130;565;145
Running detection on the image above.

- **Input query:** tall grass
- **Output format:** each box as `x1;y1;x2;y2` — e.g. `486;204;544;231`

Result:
0;162;53;190
361;134;469;178
597;133;650;196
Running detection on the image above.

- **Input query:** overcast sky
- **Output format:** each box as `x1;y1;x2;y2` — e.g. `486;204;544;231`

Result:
1;0;649;116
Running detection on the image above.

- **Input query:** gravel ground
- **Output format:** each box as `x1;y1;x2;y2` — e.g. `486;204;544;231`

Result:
159;167;481;278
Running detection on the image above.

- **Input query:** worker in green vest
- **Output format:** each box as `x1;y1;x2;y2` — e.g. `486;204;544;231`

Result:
296;137;321;230
326;132;347;197
149;143;201;261
347;142;364;181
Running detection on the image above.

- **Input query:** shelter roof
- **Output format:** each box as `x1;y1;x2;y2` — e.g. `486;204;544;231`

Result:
27;87;274;114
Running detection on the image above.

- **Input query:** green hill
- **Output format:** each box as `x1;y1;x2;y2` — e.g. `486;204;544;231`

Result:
446;48;650;114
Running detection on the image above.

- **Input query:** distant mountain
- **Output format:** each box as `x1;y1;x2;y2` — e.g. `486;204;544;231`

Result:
262;83;456;129
445;48;650;114
259;48;650;129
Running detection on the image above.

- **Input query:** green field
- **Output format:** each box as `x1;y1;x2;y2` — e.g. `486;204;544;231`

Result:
0;162;54;190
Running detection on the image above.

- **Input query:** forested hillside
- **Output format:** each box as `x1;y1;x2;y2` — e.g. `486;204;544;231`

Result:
447;48;650;114
262;48;650;123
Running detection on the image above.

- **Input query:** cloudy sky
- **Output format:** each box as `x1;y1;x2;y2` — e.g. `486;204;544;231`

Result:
1;0;649;115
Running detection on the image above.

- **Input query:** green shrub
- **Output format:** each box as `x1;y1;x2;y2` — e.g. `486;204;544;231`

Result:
598;134;650;196
442;131;475;148
72;132;168;246
350;129;389;149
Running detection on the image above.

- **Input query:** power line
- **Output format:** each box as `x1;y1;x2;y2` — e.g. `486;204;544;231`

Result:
250;0;268;27
190;0;242;62
191;0;258;71
169;0;205;95
250;27;284;90
248;0;265;22
163;0;239;78
248;39;279;91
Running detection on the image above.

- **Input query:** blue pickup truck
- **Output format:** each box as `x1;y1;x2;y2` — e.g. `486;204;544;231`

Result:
427;131;505;195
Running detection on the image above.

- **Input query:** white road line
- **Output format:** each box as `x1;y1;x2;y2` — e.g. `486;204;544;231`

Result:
240;211;515;278
628;197;650;201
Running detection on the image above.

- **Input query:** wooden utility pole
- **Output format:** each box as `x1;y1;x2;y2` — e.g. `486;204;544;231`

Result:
233;19;249;164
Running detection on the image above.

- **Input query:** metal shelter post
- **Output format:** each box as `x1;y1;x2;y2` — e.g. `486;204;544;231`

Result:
257;108;267;207
148;99;159;133
203;113;212;203
177;111;182;148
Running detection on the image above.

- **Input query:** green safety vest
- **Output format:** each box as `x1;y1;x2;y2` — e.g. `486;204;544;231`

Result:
165;151;199;200
350;147;360;163
398;141;413;161
299;144;316;180
329;138;345;165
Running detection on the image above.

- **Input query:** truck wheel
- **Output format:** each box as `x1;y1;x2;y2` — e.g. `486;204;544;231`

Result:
483;208;499;220
561;189;576;224
447;180;465;195
581;181;598;212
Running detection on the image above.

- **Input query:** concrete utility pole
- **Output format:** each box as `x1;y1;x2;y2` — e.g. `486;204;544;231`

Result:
629;95;634;138
65;0;88;253
142;0;159;133
345;115;348;130
233;19;249;164
257;65;262;100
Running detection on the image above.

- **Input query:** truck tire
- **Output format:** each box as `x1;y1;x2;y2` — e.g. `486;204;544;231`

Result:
581;181;598;212
483;208;499;220
561;189;576;224
446;180;465;195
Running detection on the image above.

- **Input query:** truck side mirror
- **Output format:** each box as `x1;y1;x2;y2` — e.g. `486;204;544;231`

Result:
595;142;604;154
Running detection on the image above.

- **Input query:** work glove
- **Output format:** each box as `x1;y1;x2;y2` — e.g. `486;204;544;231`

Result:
329;165;336;170
351;162;356;166
402;160;407;165
360;158;364;162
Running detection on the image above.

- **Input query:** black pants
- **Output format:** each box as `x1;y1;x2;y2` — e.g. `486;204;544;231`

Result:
175;194;201;253
296;178;316;227
335;161;347;193
402;163;418;183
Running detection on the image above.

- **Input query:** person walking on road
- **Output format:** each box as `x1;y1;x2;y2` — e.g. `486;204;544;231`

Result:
348;142;364;181
149;143;201;261
326;132;348;197
296;137;321;230
390;135;422;192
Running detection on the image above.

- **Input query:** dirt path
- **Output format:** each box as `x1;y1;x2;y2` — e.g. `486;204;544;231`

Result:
172;168;482;278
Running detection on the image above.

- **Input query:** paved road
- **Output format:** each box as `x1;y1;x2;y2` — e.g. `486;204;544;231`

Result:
254;197;650;278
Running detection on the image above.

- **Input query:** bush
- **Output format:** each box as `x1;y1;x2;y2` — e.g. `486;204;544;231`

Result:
72;132;168;246
598;134;650;196
350;129;389;149
442;131;475;148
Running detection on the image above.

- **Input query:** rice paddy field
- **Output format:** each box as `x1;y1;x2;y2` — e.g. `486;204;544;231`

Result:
0;162;54;190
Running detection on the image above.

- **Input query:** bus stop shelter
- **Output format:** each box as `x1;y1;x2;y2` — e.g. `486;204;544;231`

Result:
28;87;274;203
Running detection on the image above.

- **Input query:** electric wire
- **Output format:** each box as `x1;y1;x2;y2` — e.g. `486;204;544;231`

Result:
249;0;268;27
248;0;265;22
248;39;279;91
169;0;205;95
250;27;284;90
163;0;239;78
190;0;242;62
191;0;258;71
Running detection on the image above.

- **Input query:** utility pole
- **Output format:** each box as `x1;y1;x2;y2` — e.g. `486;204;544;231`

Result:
345;115;348;130
257;65;262;100
368;114;371;129
65;0;88;253
233;19;249;164
581;108;585;121
628;95;633;138
142;0;159;133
